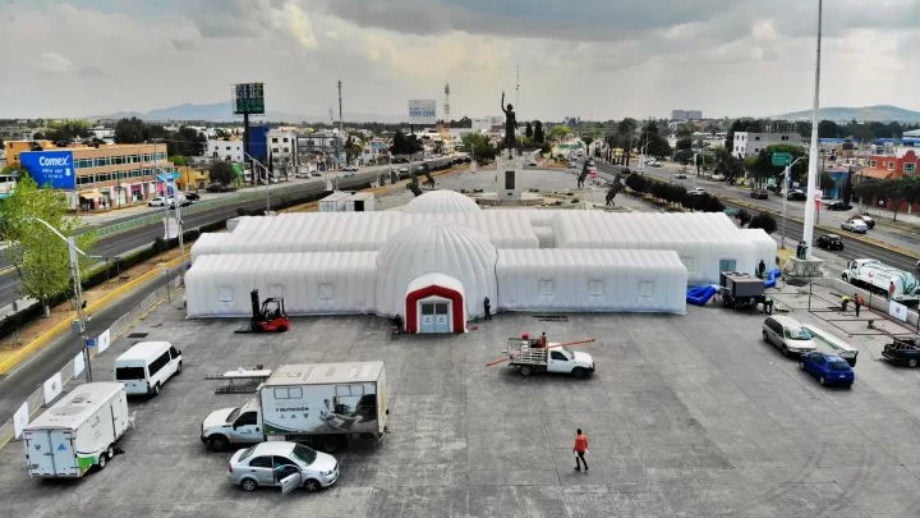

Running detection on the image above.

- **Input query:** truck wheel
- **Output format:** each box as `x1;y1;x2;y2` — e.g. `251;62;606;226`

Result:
909;358;918;368
152;383;160;396
762;330;768;342
572;368;587;379
799;361;805;371
818;376;827;386
303;479;321;492
106;445;115;460
176;361;182;374
207;435;230;452
520;366;532;377
97;453;107;470
240;478;258;492
781;345;789;357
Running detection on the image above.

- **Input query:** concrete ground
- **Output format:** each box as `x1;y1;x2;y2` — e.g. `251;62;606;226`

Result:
2;283;920;517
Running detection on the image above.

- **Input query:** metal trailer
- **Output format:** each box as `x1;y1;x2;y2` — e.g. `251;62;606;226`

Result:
23;382;130;478
720;272;768;313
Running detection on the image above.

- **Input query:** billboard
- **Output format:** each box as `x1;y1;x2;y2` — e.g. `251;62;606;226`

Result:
233;82;265;115
19;150;76;189
408;99;437;125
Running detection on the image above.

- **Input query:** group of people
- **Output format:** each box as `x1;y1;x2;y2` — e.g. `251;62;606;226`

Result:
841;292;867;317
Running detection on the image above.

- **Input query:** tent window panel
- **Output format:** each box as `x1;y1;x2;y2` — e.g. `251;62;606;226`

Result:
588;280;604;296
719;259;737;273
539;279;554;296
218;286;233;303
680;255;698;278
319;283;334;301
638;281;655;300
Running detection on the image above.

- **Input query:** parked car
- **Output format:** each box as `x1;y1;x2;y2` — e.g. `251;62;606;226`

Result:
206;183;232;193
184;192;201;201
750;188;769;200
710;173;726;181
391;157;410;164
528;160;538;167
688;187;707;196
228;442;339;494
799;352;854;387
675;173;687;179
882;336;920;367
841;219;868;234
816;234;844;251
311;170;322;177
851;214;875;229
645;159;662;167
825;200;852;211
762;316;817;357
294;172;311;179
787;189;806;201
148;196;168;207
343;165;359;172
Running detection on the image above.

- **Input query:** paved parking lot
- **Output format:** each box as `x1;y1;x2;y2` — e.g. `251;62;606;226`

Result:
2;286;920;518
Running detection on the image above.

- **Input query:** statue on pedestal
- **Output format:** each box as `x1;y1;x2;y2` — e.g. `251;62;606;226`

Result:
500;91;517;158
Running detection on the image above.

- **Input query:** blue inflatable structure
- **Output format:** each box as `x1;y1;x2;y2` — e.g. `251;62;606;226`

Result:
763;269;781;289
686;285;717;306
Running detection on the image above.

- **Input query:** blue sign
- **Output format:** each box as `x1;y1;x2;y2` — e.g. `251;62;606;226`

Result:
19;150;76;189
85;339;96;347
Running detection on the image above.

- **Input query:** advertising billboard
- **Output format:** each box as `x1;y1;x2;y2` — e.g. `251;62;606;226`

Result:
233;82;265;115
408;99;437;125
19;150;76;189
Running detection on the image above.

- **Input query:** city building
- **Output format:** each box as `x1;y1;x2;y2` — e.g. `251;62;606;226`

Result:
856;149;919;180
671;110;703;121
206;138;244;163
18;143;173;210
732;131;803;158
267;129;298;175
4;140;55;166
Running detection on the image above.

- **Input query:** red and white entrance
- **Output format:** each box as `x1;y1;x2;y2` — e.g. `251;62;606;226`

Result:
404;274;466;334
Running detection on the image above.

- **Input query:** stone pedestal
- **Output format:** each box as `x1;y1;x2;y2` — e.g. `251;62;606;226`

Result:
496;155;524;203
781;257;825;286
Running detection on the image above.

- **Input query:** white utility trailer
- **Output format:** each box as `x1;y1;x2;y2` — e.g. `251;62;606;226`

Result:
23;382;130;478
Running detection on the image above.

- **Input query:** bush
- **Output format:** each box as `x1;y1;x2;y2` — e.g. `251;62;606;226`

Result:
749;212;778;234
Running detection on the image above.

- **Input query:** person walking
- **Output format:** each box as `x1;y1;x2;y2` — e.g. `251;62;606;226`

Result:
854;292;863;317
573;428;589;472
483;297;492;321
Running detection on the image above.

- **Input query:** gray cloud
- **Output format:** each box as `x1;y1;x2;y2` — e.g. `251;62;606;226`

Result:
171;38;197;51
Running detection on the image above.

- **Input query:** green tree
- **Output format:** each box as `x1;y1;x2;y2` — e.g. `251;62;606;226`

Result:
461;133;497;161
581;136;594;156
0;176;96;316
533;121;545;144
114;117;148;144
390;131;423;156
209;160;236;185
169;127;206;157
549;125;572;141
44;119;92;144
525;122;533;139
749;212;777;234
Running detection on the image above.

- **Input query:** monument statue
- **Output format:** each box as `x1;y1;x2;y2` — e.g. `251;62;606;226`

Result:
500;91;517;157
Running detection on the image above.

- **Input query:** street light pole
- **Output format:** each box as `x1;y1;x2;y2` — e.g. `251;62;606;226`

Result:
243;152;272;213
802;0;823;259
30;218;92;382
780;156;804;250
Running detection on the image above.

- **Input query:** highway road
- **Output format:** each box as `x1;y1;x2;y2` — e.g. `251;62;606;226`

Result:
593;160;919;274
0;159;442;309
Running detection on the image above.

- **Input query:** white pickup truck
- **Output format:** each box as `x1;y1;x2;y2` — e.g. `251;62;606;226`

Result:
504;337;595;378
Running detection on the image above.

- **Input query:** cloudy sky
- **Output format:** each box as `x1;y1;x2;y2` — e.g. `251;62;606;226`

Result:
2;0;918;121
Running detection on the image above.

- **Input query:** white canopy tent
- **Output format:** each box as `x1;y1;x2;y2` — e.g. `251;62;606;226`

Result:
496;249;687;314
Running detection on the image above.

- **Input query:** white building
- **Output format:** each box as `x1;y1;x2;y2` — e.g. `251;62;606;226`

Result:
206;139;244;162
186;191;776;334
733;132;803;158
268;129;297;166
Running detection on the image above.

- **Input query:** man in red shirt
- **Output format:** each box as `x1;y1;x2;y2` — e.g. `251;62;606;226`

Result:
573;428;588;472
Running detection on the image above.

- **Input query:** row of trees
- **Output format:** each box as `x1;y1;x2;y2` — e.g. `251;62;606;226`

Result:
624;174;725;213
853;176;920;221
114;117;206;158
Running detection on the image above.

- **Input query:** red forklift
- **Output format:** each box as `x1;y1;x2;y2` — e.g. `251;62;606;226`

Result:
236;289;290;333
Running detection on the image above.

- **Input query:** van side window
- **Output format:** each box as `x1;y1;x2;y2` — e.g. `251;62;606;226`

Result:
148;351;171;376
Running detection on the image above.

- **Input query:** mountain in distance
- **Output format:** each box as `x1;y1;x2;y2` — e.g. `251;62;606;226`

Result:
772;105;920;123
96;102;406;124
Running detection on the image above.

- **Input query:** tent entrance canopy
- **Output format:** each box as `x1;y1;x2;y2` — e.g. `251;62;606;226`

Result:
405;273;466;334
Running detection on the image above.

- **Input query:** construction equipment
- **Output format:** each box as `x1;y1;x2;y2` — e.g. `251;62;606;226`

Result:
236;289;290;333
719;272;768;313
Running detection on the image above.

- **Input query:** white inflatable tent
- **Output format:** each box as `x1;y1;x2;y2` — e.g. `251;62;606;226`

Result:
496;249;688;314
185;252;377;317
552;212;757;284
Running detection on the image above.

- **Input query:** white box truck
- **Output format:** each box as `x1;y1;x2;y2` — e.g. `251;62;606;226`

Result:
201;361;387;452
23;382;130;478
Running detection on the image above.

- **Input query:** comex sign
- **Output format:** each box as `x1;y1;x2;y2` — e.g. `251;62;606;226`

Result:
19;150;76;189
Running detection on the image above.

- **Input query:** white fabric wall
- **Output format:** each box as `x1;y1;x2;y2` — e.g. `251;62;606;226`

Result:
375;223;498;319
185;252;377;317
740;229;778;273
551;212;755;284
496;249;687;314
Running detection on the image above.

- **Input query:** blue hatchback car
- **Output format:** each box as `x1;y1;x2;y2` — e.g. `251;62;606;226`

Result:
800;352;854;387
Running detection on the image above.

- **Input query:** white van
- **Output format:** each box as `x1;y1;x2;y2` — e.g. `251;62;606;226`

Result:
113;341;182;396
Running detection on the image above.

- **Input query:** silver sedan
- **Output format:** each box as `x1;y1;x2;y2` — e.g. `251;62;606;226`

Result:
227;441;339;494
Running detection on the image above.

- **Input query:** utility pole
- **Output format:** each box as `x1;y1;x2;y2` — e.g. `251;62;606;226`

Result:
337;80;344;168
802;0;823;259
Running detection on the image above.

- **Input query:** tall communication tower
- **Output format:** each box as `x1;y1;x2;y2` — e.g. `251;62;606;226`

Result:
443;82;451;122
